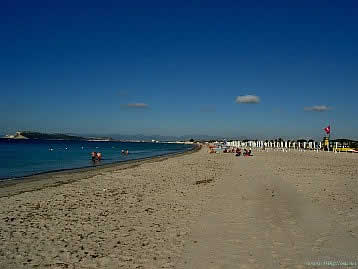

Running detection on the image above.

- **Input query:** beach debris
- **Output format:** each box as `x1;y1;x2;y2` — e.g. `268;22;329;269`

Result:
144;207;155;214
35;202;41;209
195;178;213;185
141;240;150;246
4;216;16;222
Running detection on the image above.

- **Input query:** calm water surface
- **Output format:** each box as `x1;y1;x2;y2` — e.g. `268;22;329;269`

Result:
0;139;193;180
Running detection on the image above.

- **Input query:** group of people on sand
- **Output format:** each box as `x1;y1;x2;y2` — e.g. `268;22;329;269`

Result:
91;151;102;162
121;149;129;155
222;147;253;156
234;148;252;157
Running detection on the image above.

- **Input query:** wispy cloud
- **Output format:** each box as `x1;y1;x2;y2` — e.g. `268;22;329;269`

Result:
235;95;260;104
304;105;331;112
121;103;149;109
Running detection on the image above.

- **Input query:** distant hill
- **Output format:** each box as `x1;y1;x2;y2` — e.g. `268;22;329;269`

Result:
2;131;88;140
95;133;238;142
20;131;87;140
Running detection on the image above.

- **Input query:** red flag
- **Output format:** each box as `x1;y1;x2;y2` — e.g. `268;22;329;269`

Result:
324;125;330;134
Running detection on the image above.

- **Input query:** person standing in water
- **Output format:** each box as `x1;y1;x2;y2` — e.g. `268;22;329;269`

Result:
91;152;97;161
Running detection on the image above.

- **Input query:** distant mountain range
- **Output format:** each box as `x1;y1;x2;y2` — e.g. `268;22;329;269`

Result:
110;134;221;141
80;133;247;142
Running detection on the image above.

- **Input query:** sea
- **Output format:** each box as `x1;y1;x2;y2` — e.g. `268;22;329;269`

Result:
0;139;194;180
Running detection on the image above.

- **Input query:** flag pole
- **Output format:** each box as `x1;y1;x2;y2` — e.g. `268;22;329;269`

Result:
329;123;330;141
329;123;331;151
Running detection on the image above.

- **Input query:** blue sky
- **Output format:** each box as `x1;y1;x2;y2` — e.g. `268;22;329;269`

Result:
1;1;357;139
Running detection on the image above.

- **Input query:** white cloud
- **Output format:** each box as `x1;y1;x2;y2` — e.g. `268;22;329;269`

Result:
121;103;149;108
236;95;260;104
304;105;331;112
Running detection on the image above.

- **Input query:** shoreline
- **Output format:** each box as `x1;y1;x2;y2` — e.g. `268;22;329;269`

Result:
0;144;199;198
0;147;357;268
0;144;227;269
0;145;196;181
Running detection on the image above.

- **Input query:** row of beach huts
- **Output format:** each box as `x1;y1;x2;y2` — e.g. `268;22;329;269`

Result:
226;140;321;149
224;139;358;153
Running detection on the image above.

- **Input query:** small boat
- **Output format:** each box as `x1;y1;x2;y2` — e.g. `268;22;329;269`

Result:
335;147;358;153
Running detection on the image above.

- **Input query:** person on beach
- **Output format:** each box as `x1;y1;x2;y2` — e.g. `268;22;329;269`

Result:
243;149;252;156
97;152;102;161
125;149;129;155
121;150;125;155
91;152;97;162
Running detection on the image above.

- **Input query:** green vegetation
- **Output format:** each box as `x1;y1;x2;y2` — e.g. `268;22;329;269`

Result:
20;131;86;140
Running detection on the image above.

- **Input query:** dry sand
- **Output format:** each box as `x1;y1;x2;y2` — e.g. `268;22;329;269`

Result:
0;147;234;268
178;149;358;269
0;148;357;268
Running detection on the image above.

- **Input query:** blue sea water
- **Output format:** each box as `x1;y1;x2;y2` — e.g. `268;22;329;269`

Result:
0;139;193;180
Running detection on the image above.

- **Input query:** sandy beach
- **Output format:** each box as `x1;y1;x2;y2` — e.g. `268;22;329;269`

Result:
178;149;358;268
1;148;358;268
